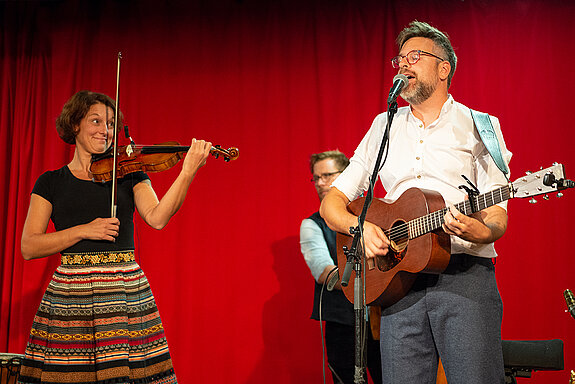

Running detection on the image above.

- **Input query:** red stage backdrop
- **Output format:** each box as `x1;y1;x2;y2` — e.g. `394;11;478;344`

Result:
1;1;574;383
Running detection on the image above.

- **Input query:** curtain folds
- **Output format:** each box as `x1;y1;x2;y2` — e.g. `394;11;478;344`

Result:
2;1;574;383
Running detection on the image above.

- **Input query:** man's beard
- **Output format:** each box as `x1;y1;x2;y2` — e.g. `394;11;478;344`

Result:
400;75;438;105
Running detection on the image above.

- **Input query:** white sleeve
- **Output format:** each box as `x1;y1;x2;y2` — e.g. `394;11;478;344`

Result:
299;218;335;282
332;113;387;201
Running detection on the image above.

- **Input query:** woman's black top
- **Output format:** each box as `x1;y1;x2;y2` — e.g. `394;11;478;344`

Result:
32;166;150;254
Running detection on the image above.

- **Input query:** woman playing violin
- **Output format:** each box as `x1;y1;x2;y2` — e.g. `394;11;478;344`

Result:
18;90;211;384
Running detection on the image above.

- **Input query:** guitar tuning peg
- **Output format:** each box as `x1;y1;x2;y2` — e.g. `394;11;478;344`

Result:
540;166;543;170
543;194;549;200
529;198;537;204
557;192;564;198
525;171;532;175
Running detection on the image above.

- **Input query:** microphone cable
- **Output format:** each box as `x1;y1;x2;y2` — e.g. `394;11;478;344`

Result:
319;266;343;384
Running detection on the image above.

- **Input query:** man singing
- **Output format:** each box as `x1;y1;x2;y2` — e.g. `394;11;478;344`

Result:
320;21;512;384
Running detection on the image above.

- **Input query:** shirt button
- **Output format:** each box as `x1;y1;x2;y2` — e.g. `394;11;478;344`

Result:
417;175;421;179
416;157;420;160
419;124;423;128
419;140;423;144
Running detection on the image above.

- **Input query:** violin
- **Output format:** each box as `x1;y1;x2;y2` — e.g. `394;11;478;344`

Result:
89;141;239;182
102;53;239;217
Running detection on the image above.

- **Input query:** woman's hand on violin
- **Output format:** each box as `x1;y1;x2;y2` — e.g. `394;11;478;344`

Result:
182;138;212;178
133;138;211;230
82;217;120;242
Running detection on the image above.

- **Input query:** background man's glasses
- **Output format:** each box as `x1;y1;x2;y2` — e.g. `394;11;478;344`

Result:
311;171;342;183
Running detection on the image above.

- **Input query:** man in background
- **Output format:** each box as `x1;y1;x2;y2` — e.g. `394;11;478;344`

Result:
300;150;382;384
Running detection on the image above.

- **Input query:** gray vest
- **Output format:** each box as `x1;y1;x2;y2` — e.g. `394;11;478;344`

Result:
308;212;354;325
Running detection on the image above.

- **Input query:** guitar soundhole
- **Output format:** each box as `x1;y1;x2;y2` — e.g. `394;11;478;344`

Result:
376;220;408;272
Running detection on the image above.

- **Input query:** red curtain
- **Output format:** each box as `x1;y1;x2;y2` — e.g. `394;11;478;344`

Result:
2;1;574;383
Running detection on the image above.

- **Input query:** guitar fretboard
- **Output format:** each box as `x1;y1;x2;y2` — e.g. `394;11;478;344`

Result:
386;184;512;242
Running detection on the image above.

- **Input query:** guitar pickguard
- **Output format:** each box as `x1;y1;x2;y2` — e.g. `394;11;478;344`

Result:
377;219;408;272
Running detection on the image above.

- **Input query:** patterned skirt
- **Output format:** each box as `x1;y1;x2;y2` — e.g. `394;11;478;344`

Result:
18;251;177;384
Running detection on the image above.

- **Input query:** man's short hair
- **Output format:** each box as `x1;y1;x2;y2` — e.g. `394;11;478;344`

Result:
309;150;350;174
396;20;457;88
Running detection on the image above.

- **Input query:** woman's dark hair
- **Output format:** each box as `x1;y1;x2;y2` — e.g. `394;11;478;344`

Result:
56;90;122;144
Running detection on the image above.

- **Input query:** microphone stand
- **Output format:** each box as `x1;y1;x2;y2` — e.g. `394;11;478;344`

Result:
341;100;399;384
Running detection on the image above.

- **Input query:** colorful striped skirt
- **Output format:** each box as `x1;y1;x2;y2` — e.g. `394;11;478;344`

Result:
18;251;177;384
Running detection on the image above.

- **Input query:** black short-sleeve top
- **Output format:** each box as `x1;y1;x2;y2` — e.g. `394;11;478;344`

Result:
32;166;150;254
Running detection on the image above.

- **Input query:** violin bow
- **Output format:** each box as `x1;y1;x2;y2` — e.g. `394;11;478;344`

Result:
110;52;122;218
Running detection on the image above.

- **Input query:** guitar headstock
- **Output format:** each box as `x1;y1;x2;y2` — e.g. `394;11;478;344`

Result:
512;163;569;201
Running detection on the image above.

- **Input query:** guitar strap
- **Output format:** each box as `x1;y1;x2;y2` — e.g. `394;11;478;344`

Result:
470;109;509;176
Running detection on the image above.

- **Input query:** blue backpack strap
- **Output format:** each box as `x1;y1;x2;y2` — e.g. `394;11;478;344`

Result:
470;109;509;176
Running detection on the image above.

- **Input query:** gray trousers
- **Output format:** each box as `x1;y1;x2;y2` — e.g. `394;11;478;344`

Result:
380;254;504;384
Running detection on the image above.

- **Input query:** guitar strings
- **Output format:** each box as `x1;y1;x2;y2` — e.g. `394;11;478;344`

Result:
382;186;510;242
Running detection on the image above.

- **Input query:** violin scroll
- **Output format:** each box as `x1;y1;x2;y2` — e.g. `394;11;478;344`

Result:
211;145;239;162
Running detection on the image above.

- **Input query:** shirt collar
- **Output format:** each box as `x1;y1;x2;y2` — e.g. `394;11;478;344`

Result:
441;94;455;116
407;94;456;126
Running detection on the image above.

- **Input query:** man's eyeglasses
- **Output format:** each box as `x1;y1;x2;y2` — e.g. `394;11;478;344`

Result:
391;50;446;69
311;171;342;183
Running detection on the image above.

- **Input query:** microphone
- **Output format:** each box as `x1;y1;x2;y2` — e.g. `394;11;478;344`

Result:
341;260;354;287
387;74;409;105
564;289;575;319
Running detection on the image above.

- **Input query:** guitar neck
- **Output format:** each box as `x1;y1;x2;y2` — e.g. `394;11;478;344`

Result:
399;184;512;240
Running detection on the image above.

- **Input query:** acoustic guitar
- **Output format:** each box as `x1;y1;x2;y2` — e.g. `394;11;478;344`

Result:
337;163;569;308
